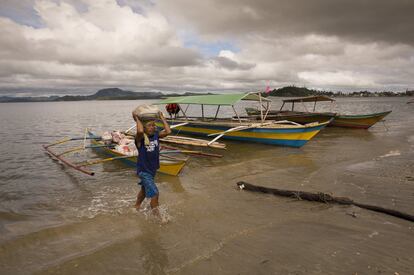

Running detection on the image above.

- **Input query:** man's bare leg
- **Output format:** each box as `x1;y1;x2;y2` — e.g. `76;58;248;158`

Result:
134;187;145;209
150;195;160;217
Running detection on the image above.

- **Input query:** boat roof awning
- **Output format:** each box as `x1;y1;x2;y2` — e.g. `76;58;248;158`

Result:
156;93;271;106
282;95;335;103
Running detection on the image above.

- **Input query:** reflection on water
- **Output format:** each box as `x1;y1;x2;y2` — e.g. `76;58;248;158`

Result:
0;97;413;274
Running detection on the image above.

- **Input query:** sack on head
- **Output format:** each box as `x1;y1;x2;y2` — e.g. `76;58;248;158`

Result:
133;104;160;120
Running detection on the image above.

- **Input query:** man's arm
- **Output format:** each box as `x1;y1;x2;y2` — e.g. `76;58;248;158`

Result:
132;112;144;147
158;111;171;138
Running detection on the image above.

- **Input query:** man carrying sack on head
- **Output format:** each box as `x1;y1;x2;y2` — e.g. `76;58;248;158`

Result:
132;106;171;216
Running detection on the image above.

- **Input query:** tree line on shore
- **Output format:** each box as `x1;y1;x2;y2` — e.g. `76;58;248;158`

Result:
263;86;414;97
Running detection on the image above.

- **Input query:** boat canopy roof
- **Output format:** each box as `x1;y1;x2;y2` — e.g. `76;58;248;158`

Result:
282;95;335;103
156;93;271;106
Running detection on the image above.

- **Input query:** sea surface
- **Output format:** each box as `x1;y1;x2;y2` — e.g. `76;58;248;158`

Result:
0;97;413;274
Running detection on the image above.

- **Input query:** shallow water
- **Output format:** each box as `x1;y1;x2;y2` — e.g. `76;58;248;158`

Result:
0;97;413;274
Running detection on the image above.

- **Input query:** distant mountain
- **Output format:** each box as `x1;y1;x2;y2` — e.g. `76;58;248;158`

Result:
94;88;137;97
0;88;166;103
89;88;163;100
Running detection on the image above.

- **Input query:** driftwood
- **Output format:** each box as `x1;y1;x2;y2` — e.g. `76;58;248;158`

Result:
237;181;414;223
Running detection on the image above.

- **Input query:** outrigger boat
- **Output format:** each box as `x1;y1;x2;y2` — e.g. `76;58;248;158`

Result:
245;95;392;129
87;130;188;176
43;125;226;176
43;132;187;176
155;93;330;148
331;111;392;128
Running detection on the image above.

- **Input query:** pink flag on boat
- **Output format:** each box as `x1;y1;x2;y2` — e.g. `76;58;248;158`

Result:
265;84;271;94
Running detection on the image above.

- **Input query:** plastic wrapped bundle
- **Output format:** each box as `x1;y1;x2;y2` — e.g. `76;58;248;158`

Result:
115;142;137;156
133;104;160;120
119;137;134;145
111;131;125;144
101;131;112;145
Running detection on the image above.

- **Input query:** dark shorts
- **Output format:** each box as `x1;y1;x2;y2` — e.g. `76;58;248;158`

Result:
138;171;159;198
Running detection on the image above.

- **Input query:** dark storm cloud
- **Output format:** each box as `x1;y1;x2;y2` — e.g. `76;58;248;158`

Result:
158;0;414;45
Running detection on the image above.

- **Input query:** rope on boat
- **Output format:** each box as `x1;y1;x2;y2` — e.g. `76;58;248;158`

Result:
236;181;414;223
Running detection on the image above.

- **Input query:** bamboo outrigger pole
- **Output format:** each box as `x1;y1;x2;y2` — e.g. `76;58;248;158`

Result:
160;148;223;158
160;135;226;149
79;155;133;166
207;125;250;145
43;135;107;176
125;122;189;134
43;145;95;176
57;144;115;157
44;136;102;149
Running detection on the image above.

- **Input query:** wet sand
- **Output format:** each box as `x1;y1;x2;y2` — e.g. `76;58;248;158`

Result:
0;97;413;274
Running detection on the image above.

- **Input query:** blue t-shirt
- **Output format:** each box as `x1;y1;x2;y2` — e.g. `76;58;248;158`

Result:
136;132;160;176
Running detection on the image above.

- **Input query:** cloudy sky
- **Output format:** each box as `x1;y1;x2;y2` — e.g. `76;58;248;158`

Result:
0;0;413;96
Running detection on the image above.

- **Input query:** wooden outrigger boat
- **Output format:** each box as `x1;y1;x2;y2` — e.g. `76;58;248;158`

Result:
87;131;187;176
43;125;227;176
245;95;335;124
155;93;330;148
245;95;391;129
330;111;392;128
245;109;335;124
43;132;187;177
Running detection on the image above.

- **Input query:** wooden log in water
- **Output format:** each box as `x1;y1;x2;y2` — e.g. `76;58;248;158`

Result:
236;181;414;223
352;202;414;223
